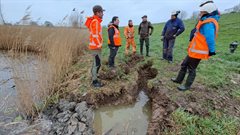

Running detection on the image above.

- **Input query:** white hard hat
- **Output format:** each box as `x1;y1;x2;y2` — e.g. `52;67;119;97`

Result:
199;0;217;13
171;10;180;16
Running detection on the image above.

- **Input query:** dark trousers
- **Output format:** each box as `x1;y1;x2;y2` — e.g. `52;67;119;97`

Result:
140;37;149;55
163;38;175;61
108;46;119;67
181;55;201;73
176;55;201;86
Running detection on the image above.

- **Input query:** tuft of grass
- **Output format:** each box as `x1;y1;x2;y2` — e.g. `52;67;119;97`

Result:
169;109;240;135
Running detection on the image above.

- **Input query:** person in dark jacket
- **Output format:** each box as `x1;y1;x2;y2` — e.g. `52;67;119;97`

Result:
108;16;122;68
138;15;154;57
161;11;185;63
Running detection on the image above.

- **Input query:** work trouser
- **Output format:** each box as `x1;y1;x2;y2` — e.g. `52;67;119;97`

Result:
91;50;101;81
139;37;149;55
163;38;175;61
108;46;119;68
177;55;201;86
125;38;136;55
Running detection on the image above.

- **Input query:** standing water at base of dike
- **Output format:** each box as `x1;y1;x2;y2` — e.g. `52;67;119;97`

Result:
93;91;152;135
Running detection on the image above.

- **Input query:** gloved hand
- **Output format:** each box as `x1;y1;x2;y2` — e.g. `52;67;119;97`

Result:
161;36;164;41
209;51;216;56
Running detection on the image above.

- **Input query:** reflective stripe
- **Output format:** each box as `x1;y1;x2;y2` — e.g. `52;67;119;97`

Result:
189;41;208;54
190;48;209;54
92;34;99;38
89;19;102;47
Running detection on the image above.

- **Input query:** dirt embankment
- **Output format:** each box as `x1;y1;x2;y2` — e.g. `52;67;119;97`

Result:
60;57;179;135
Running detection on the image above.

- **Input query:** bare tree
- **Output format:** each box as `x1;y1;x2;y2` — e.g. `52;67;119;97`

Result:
0;0;6;24
191;11;199;20
69;8;79;28
233;4;240;12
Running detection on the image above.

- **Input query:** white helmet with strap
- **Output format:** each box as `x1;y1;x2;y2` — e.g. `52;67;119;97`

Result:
199;0;217;13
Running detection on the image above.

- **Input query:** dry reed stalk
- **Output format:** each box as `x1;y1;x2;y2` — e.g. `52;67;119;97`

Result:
1;25;89;116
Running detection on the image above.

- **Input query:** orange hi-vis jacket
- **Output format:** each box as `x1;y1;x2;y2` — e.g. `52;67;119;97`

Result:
108;25;122;46
124;26;135;39
188;18;219;60
85;15;103;50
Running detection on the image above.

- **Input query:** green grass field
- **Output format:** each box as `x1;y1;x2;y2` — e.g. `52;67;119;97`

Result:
100;12;240;134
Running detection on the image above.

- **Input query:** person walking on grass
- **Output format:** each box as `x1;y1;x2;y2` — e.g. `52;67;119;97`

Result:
108;16;122;68
138;15;154;57
161;10;185;63
171;0;220;91
124;20;136;56
85;5;105;88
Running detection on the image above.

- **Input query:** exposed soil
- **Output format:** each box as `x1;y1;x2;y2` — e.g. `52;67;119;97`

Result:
10;52;239;135
60;58;180;135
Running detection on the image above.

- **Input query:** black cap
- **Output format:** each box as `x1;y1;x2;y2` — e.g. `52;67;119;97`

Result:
128;20;132;22
142;15;147;18
93;5;105;13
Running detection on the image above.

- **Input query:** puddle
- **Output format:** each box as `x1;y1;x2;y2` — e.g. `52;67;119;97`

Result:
93;91;151;135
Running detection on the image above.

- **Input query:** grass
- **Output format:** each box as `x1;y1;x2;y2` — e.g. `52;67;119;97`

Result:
99;12;240;134
170;109;240;135
0;12;239;133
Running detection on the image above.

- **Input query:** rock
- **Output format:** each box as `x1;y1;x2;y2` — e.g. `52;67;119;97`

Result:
59;100;76;111
57;111;72;123
38;119;53;134
43;101;94;135
66;113;79;134
85;108;94;125
78;122;86;132
75;102;88;117
81;117;86;123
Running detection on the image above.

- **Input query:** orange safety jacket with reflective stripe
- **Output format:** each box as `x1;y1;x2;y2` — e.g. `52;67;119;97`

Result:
108;25;122;46
85;15;103;50
124;26;135;39
188;18;219;60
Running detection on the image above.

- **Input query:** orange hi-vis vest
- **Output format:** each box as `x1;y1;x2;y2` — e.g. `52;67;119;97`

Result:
124;26;135;39
108;25;122;46
85;15;103;50
188;18;219;60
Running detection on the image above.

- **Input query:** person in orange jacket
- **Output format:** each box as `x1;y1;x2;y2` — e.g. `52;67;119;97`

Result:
85;5;105;88
171;0;220;91
124;20;136;56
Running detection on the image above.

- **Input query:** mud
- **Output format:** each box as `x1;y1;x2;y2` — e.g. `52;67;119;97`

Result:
62;60;177;135
99;54;144;80
147;87;179;134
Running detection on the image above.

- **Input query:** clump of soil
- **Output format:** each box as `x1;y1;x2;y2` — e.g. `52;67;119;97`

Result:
147;87;179;134
137;61;158;90
99;54;144;80
99;69;118;80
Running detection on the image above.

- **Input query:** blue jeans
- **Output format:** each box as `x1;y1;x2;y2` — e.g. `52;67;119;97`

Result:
163;38;175;61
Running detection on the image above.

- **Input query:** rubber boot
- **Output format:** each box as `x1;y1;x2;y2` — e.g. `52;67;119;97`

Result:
171;69;187;84
140;45;143;55
92;80;104;88
146;46;150;57
178;69;196;91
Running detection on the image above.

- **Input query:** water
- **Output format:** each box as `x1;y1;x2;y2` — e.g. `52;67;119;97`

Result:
0;52;43;122
93;91;152;135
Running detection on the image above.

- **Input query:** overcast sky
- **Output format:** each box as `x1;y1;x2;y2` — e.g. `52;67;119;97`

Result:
1;0;239;26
